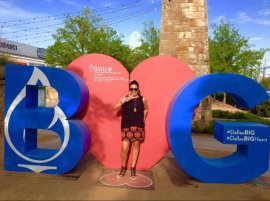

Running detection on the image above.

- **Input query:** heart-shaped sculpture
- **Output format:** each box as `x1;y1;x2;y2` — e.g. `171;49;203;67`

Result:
68;54;195;170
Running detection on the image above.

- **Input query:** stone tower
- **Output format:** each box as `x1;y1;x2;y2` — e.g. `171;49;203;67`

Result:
159;0;212;126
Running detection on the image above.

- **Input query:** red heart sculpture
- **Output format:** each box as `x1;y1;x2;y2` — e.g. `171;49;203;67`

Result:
68;54;195;170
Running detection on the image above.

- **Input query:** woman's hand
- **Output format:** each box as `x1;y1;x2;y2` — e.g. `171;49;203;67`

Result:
112;94;139;110
122;95;137;104
112;95;137;110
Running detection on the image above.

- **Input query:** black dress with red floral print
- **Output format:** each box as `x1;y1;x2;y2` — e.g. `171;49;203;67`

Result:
121;95;145;142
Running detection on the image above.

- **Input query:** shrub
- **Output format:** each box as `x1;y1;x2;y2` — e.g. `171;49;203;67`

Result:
213;110;270;124
251;100;270;117
260;77;270;90
212;93;237;107
192;120;214;134
192;110;270;134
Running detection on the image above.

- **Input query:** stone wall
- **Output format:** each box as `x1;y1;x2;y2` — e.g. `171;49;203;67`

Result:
159;0;212;125
0;80;4;137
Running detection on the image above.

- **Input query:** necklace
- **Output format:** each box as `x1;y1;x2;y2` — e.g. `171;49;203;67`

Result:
133;98;137;112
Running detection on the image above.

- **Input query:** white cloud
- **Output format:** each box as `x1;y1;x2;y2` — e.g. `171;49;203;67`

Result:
259;9;270;17
249;37;263;41
60;0;82;7
235;12;253;23
229;11;270;27
256;19;270;26
211;15;226;24
263;0;270;7
0;1;57;47
101;2;113;8
0;1;48;21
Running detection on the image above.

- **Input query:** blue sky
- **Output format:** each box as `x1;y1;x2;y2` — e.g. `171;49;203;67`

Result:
0;0;269;69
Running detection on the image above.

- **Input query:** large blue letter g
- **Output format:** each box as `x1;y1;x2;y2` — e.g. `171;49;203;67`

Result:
167;73;270;183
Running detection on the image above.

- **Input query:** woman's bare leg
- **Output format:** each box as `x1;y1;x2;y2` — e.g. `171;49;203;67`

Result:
131;141;140;168
121;140;130;167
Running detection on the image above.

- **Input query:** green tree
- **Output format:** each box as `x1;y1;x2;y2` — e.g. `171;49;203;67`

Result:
45;8;131;68
139;21;160;57
209;21;267;103
125;21;160;72
260;77;270;90
209;21;266;79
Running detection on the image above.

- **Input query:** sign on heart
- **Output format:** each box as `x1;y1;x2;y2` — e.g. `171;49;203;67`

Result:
67;53;195;170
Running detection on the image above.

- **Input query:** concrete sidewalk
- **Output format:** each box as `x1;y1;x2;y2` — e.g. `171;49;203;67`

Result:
0;134;269;200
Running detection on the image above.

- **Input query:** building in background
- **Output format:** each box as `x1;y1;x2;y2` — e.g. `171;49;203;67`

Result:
0;38;46;66
0;38;58;107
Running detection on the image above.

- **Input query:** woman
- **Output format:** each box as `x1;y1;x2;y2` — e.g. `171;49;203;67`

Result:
113;80;148;179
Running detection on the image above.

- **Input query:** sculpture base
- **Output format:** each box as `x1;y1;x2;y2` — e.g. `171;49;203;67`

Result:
98;168;155;190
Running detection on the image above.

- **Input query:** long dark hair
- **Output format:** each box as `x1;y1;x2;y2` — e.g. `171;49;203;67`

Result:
129;80;139;88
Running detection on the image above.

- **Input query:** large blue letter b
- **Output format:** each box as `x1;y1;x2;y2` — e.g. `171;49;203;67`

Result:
4;65;90;174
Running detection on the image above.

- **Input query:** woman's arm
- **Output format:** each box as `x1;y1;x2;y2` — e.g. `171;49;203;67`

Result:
112;97;125;110
143;97;149;121
112;95;136;110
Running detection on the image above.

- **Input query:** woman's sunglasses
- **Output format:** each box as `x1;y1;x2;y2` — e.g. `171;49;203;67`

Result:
129;88;139;91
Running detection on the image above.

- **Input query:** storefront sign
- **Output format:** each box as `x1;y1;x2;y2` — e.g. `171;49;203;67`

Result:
0;41;17;50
